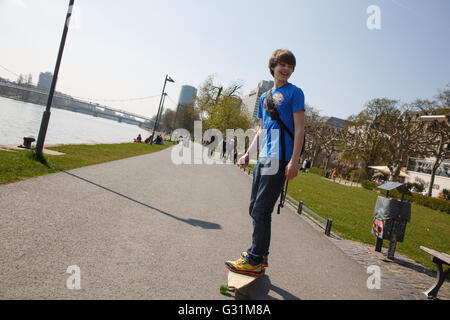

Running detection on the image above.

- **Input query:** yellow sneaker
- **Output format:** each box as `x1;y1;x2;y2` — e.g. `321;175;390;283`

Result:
241;251;269;268
225;257;265;277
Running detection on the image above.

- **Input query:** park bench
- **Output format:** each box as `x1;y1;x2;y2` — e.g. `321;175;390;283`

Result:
420;246;450;299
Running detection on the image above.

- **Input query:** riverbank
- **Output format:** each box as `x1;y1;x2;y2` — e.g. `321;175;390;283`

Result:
0;142;174;185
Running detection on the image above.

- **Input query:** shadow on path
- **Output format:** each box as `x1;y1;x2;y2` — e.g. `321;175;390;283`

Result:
389;257;436;278
227;276;301;300
63;171;222;230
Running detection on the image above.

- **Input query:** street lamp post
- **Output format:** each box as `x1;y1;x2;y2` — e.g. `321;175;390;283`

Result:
150;75;174;145
156;93;167;132
35;0;75;159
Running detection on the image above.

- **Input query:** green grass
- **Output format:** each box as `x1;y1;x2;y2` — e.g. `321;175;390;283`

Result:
287;172;450;272
0;142;173;185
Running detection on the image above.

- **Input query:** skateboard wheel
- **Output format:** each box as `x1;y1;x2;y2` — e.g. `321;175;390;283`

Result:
220;284;228;294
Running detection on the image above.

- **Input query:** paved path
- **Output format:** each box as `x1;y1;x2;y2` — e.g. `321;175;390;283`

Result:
0;143;432;300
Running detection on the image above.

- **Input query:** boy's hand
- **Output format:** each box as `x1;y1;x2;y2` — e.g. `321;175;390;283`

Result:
285;160;299;181
237;153;249;168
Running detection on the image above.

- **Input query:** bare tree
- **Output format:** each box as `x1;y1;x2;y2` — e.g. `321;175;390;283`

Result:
413;88;450;196
17;74;25;85
27;73;33;87
369;99;428;181
303;106;323;166
343;109;390;178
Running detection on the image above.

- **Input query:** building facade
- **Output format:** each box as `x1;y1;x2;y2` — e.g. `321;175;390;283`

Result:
37;72;53;91
242;80;274;121
405;157;450;197
177;85;197;106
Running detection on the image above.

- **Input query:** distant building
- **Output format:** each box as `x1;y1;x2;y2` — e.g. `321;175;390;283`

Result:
405;157;450;197
37;72;53;91
323;116;347;129
173;85;197;131
177;85;197;106
242;80;274;121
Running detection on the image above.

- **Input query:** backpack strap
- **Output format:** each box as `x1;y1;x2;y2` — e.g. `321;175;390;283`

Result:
265;89;306;215
265;89;305;157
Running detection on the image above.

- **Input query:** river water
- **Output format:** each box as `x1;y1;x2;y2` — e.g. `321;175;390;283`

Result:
0;97;149;145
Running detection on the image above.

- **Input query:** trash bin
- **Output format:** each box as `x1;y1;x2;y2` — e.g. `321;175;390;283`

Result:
21;136;36;149
371;182;411;259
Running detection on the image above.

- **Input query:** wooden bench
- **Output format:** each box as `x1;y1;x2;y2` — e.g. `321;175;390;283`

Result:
420;246;450;299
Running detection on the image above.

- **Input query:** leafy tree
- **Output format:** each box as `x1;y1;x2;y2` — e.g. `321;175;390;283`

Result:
160;108;176;132
194;75;251;136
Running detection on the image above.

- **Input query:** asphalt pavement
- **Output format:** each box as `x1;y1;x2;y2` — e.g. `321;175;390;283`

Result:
0;143;402;299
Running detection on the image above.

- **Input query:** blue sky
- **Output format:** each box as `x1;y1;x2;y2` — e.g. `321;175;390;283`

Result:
0;0;449;119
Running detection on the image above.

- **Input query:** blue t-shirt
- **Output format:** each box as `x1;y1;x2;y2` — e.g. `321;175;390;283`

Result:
257;82;305;162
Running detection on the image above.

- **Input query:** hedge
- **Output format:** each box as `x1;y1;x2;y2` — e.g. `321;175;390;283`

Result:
361;180;450;214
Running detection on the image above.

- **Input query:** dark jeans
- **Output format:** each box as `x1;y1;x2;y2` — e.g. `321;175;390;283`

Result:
246;158;287;266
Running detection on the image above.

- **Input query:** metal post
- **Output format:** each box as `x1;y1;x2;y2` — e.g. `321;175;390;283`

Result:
387;221;398;259
35;0;74;158
375;238;383;252
297;201;303;215
325;219;333;236
150;76;168;145
155;93;167;132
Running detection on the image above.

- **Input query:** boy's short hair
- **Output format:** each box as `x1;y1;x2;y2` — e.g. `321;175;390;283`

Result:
268;49;296;76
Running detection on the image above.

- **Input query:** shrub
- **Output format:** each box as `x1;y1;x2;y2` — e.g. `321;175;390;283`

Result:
362;180;377;190
309;166;327;177
350;169;367;182
382;188;450;214
405;182;425;192
443;189;450;201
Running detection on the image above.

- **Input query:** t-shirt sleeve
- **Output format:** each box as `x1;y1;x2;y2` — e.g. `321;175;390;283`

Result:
291;88;305;113
257;94;264;119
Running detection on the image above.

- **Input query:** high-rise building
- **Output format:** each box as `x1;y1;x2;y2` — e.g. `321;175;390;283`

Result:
242;80;274;121
174;85;197;131
177;85;197;106
37;72;53;91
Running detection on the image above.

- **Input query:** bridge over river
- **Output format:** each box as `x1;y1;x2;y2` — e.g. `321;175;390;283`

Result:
0;81;155;128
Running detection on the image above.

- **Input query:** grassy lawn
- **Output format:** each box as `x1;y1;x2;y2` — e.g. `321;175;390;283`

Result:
0;142;173;185
287;172;450;272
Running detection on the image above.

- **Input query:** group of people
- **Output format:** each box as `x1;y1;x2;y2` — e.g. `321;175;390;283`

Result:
301;159;311;172
133;134;164;145
203;136;238;162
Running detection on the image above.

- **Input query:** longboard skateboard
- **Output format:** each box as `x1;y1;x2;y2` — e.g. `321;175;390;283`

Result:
220;269;265;298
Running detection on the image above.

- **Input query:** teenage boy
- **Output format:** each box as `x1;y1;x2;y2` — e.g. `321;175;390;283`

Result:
225;49;305;276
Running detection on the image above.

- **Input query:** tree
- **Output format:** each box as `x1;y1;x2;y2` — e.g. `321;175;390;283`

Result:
303;106;323;166
368;99;428;181
27;73;33;87
422;117;449;196
413;86;450;196
319;124;345;171
17;74;25;85
206;95;253;134
194;75;250;136
174;103;200;135
194;75;218;121
160;108;176;133
343;108;390;178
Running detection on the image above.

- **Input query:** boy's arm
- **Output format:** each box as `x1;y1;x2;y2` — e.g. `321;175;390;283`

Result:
285;109;305;180
238;119;263;168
